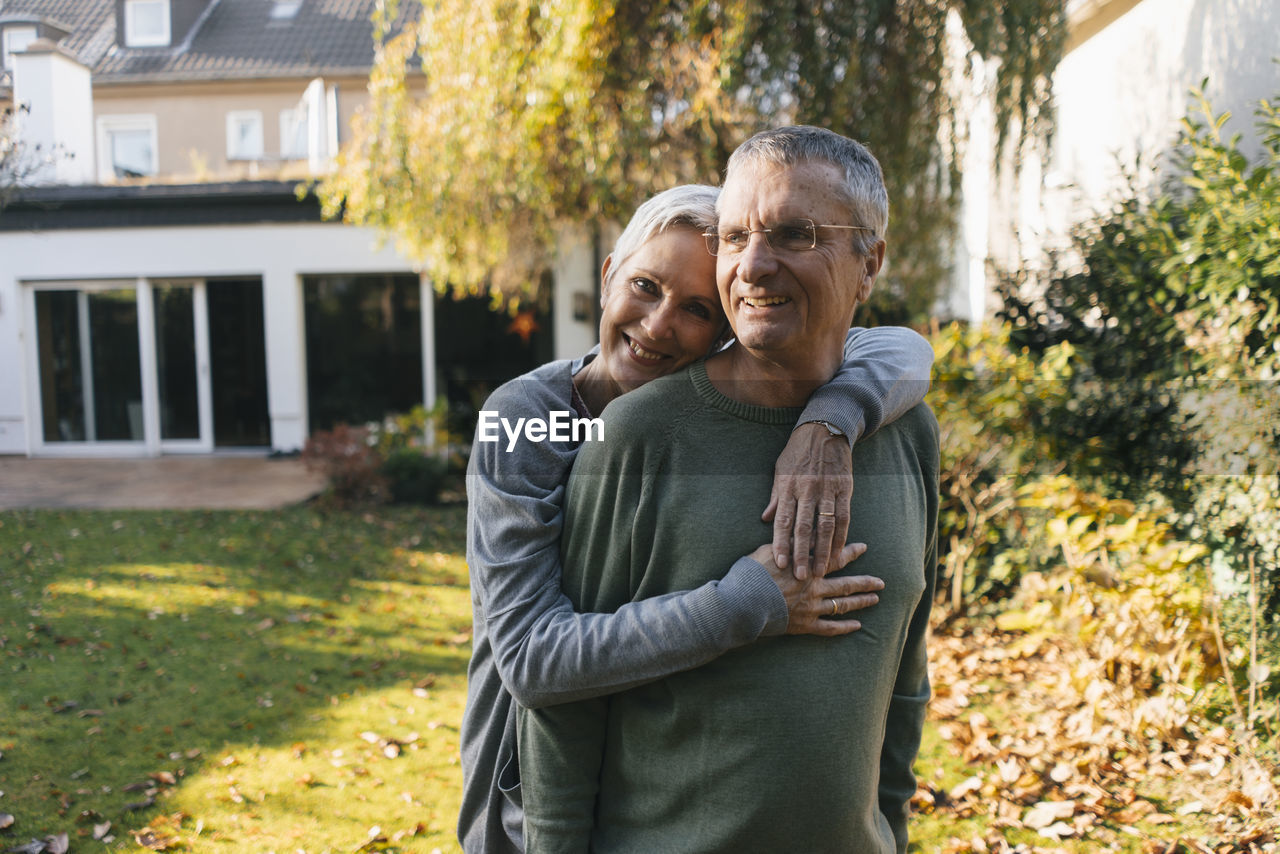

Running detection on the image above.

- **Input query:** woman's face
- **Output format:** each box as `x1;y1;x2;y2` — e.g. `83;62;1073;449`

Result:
596;226;725;394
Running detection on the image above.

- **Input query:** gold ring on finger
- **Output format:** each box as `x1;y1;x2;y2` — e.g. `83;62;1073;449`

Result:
817;510;836;517
830;598;840;616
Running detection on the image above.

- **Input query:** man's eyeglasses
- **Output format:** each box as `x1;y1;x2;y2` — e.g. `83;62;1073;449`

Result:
703;219;874;257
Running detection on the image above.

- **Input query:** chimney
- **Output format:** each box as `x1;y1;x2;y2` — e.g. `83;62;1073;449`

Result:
11;37;95;185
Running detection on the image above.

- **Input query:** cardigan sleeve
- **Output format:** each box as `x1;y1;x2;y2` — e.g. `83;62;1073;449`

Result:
798;326;933;444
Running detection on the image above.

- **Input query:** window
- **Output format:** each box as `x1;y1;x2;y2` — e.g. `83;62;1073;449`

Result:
2;25;38;68
96;115;158;181
270;0;303;21
123;0;170;47
226;111;264;160
279;106;309;159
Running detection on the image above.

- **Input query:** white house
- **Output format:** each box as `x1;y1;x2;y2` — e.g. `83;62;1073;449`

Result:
949;0;1279;322
0;0;596;458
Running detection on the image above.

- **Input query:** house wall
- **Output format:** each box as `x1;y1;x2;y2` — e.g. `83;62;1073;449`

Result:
1049;0;1278;223
10;43;96;184
94;74;370;180
551;224;606;361
967;0;1279;318
0;220;415;455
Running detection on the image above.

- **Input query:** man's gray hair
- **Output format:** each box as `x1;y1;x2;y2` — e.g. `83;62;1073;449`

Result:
604;184;720;291
724;126;888;256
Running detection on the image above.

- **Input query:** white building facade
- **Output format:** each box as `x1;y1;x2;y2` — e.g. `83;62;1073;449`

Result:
952;0;1280;321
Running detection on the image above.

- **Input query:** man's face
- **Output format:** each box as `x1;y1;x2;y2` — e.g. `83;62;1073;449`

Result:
715;159;883;369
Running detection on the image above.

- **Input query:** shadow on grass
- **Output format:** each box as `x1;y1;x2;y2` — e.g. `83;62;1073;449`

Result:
0;505;471;842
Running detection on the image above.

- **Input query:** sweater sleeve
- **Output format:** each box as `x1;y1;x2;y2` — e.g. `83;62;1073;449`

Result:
877;410;941;852
798;326;934;444
470;375;788;712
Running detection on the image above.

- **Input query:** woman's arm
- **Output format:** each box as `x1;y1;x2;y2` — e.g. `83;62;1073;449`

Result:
766;325;934;578
470;371;879;710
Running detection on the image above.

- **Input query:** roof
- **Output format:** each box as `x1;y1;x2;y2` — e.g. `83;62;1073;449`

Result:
0;0;417;85
0;0;115;68
0;180;328;230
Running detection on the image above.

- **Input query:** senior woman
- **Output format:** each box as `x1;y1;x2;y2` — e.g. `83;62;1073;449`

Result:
459;184;933;853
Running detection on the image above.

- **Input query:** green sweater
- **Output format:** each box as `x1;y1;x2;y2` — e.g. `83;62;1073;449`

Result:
518;360;940;854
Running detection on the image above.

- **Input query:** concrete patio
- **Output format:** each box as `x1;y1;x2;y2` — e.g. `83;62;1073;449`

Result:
0;455;327;510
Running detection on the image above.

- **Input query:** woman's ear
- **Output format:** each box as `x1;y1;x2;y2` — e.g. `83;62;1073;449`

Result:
599;254;614;307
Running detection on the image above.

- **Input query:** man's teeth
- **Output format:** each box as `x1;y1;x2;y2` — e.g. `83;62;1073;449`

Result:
628;338;665;361
744;296;789;307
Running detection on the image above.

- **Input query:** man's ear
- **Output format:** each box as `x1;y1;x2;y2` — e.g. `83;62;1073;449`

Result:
599;254;614;307
854;240;886;306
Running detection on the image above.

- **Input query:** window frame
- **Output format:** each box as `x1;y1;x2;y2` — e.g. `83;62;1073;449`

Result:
123;0;171;48
225;110;265;161
96;114;159;182
279;106;309;160
2;25;39;69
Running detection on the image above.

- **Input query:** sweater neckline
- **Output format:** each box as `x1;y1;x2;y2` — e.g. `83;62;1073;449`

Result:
688;360;805;425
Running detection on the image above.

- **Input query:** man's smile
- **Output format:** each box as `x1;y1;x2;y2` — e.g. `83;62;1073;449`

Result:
742;296;791;308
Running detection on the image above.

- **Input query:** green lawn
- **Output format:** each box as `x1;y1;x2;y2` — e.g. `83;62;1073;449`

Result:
2;507;1270;853
1;507;470;853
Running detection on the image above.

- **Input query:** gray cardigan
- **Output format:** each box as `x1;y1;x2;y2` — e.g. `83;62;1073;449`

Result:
458;326;934;853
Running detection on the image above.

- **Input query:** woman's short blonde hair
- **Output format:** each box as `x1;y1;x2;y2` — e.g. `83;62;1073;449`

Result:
603;184;720;292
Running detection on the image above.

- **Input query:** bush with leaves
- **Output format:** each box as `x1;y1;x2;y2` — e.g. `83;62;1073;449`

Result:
303;402;459;507
999;87;1280;668
928;320;1074;614
301;423;389;508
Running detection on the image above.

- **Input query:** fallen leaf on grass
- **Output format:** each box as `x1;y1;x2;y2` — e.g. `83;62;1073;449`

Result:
1220;790;1255;811
949;776;984;800
5;834;70;854
1037;820;1076;840
353;825;396;852
1024;800;1076;829
132;829;180;851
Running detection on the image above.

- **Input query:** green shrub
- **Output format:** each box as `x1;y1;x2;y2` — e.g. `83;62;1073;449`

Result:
381;447;449;505
927;321;1074;611
300;423;388;507
995;85;1279;713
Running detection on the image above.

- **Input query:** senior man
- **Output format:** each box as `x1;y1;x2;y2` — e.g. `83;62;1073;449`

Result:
518;126;939;853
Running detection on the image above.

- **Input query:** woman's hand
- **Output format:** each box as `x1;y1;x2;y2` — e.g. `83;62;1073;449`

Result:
749;543;883;637
762;421;853;581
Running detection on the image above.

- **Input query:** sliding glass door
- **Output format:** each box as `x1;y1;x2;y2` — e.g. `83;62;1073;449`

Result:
35;285;145;445
153;281;213;452
29;280;215;454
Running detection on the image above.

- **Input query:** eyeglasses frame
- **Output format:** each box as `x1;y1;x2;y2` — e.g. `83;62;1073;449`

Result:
702;218;875;257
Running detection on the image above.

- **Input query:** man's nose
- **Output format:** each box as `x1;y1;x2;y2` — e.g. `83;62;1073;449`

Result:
736;231;779;282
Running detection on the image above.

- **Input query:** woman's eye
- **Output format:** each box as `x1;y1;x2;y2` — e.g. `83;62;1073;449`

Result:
685;303;710;319
631;278;658;294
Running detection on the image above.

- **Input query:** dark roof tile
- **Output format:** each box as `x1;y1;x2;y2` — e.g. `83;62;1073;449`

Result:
2;0;416;83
